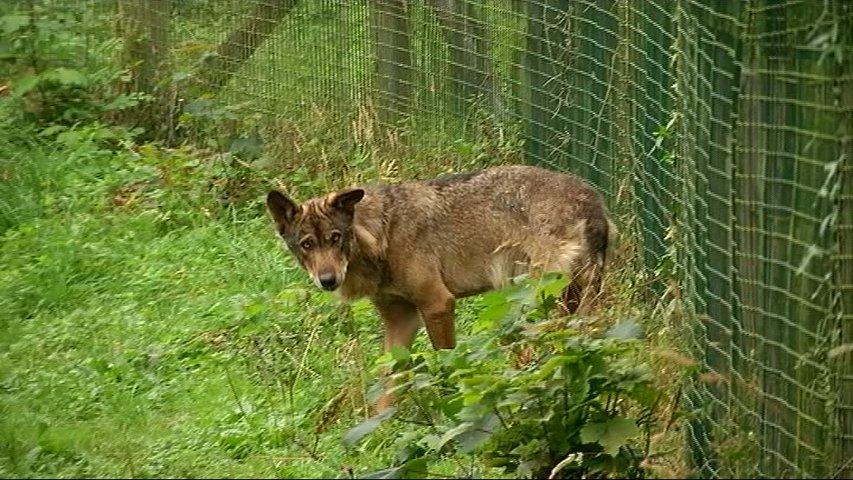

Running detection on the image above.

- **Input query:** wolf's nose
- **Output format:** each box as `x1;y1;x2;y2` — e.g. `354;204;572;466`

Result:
318;272;337;290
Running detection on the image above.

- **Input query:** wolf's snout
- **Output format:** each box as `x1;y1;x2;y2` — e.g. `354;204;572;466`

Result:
318;271;338;290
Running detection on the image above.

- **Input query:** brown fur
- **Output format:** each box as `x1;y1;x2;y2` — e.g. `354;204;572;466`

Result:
266;164;617;411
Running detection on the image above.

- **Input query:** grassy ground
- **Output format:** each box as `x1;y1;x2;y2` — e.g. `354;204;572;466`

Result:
0;3;694;475
0;117;536;478
0;125;379;478
0;119;693;479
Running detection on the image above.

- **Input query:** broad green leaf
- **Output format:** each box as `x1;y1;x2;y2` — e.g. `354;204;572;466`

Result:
411;372;433;389
580;417;640;456
536;272;568;301
440;394;464;418
401;457;428;479
229;134;264;159
1;14;30;33
388;345;410;362
44;67;89;86
39;125;68;137
455;412;500;453
463;389;483;406
276;287;310;305
605;320;643;340
474;298;510;329
242;302;265;316
420;434;441;451
506;283;534;305
359;466;404;479
358;457;429;478
342;406;396;447
453;141;474;155
581;421;606;444
102;93;144;112
12;74;39;95
184;98;215;115
533;355;570;380
600;417;641;456
517;459;542;478
435;421;473;452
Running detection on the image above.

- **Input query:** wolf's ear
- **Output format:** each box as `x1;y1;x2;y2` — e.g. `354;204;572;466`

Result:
331;188;365;214
266;190;299;229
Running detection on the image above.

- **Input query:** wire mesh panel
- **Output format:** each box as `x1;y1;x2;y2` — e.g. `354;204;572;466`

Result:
672;2;741;475
40;0;853;477
627;0;678;284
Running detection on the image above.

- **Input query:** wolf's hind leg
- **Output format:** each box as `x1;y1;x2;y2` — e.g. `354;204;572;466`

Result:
561;258;603;315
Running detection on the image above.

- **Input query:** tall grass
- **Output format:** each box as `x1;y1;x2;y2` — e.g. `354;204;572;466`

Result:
0;2;693;477
0;107;532;478
0;121;385;478
1;128;691;479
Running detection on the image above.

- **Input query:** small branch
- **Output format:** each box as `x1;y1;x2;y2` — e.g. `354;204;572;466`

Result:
224;366;249;422
493;406;509;430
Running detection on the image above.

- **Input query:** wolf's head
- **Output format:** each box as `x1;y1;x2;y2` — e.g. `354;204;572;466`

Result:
266;188;365;292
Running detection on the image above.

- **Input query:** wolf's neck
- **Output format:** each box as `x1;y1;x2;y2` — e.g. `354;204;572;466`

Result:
351;194;389;262
350;226;388;283
333;214;388;301
336;251;386;302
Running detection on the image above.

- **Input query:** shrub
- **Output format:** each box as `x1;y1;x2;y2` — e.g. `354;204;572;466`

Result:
344;273;683;479
0;2;144;126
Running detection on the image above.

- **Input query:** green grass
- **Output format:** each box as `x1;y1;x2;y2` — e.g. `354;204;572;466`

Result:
0;132;695;478
0;128;389;478
2;215;321;477
0;2;702;477
0;6;692;467
0;158;690;479
0;118;527;478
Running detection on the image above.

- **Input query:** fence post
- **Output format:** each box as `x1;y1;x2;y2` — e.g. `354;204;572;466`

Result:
833;25;853;477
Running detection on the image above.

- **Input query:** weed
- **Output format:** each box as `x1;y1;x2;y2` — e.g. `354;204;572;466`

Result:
342;273;694;479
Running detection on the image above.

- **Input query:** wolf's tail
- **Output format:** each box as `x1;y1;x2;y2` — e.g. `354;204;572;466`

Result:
584;214;617;268
604;216;618;264
565;215;614;313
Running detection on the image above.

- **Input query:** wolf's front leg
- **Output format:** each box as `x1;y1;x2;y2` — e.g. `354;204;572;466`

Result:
372;295;421;413
375;295;421;353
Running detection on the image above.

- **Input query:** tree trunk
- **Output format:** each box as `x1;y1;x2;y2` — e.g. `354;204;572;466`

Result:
112;0;172;140
196;0;299;92
427;0;501;118
370;0;413;129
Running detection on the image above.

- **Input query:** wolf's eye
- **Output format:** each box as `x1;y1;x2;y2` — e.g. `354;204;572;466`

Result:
329;232;341;244
300;239;313;250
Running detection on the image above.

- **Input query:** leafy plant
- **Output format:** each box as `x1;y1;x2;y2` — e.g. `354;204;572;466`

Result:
0;2;143;126
344;273;682;479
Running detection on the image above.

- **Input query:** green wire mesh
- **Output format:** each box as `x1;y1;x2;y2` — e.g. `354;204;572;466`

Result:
32;0;853;477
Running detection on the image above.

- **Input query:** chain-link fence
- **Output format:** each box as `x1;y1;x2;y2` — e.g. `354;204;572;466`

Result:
19;0;852;477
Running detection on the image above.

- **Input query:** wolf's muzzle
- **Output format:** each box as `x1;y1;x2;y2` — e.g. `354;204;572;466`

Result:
318;271;338;290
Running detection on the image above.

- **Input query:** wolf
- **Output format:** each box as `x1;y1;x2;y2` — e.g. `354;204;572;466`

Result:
266;164;617;410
